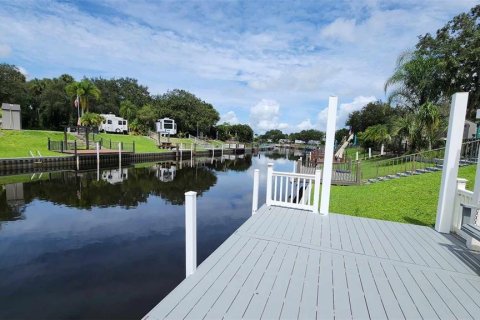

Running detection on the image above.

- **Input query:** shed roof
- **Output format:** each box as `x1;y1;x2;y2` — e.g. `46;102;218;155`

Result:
1;103;21;111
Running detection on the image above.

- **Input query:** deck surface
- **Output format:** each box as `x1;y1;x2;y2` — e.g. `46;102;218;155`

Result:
144;205;480;320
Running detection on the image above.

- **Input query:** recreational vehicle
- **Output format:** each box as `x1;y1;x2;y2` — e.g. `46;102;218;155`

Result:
100;114;128;133
155;118;177;135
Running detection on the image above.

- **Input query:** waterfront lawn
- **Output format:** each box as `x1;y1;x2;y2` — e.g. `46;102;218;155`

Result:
330;165;476;226
93;133;166;153
0;129;75;158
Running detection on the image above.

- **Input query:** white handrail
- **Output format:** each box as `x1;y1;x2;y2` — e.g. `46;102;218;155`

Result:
266;162;321;212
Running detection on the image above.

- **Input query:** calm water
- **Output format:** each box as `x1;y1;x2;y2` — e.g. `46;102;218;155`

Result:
0;152;297;319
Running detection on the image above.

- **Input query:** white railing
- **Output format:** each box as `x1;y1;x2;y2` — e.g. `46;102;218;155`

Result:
452;178;475;235
265;163;321;212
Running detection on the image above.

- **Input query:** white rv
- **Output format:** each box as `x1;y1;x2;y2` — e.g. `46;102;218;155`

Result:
100;114;128;134
155;118;177;135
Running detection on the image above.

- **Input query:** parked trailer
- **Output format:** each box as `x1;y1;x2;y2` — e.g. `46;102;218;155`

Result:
99;114;128;134
156;118;177;135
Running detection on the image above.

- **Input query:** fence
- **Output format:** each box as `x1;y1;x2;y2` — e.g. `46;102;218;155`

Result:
48;138;135;153
47;139;77;153
266;163;321;212
365;139;480;180
299;157;361;185
452;178;476;239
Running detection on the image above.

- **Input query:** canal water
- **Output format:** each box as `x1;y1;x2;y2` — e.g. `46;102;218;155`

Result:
0;152;297;319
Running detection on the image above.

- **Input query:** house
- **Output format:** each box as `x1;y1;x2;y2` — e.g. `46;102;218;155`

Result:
1;103;21;130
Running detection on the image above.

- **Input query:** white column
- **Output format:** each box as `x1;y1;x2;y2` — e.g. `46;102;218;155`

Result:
320;96;338;215
185;191;197;277
96;142;100;181
368;148;372;158
380;144;385;156
252;169;260;215
435;92;469;233
355;151;359;161
266;163;273;206
313;169;322;213
293;160;297;173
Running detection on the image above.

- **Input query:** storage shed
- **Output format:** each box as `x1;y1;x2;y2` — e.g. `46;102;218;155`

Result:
1;103;22;130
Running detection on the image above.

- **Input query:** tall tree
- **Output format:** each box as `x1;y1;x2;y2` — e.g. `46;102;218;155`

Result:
0;63;27;106
417;102;442;150
65;79;101;115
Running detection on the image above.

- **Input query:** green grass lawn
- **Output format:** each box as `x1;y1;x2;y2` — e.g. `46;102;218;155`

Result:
330;165;476;226
92;133;167;153
0;129;75;158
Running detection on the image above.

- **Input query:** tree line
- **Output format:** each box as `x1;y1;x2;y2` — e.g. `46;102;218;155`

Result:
0;66;253;141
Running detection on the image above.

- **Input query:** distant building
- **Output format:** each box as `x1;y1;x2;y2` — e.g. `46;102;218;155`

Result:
1;103;22;130
294;139;305;144
464;120;477;139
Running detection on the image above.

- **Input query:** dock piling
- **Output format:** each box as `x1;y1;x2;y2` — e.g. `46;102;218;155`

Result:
185;191;197;277
252;169;259;215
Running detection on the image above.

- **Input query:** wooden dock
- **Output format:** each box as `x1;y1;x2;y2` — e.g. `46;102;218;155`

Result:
144;205;480;319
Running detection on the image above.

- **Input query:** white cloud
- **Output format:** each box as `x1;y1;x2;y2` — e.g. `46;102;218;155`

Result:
297;119;314;130
320;18;356;43
0;43;11;57
317;95;377;130
219;111;239;124
249;99;289;133
17;66;29;79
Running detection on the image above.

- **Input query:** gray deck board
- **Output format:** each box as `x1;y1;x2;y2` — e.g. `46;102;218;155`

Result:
144;205;480;320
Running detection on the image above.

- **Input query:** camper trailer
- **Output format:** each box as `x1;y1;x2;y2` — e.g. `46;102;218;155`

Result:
100;114;128;133
155;118;177;135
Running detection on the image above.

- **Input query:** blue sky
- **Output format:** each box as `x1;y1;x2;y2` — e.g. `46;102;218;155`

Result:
0;0;476;133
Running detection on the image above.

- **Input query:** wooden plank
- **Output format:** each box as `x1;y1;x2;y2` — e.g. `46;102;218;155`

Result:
262;245;298;319
143;234;246;320
167;238;258;319
203;240;271;319
422;272;472;319
346;215;376;256
381;262;422;319
343;256;369;319
438;275;480;317
274;208;295;239
300;211;315;244
317;251;334;319
358;217;388;258
283;210;302;241
291;211;308;242
223;241;279;319
320;215;331;249
340;214;363;254
394;265;439;319
243;243;289;319
408;268;455;320
370;218;414;264
364;217;401;261
331;253;352;319
244;210;270;235
328;214;342;250
356;258;388;319
335;213;353;252
381;220;427;266
263;207;288;237
453;277;480;314
281;247;309;319
310;211;322;247
298;249;320;319
368;260;405;319
236;206;267;233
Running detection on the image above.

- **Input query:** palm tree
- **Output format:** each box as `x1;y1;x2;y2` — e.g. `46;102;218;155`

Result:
65;79;101;116
418;102;442;150
360;124;392;153
392;114;419;152
80;112;104;127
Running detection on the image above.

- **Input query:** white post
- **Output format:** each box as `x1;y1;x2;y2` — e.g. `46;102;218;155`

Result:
185;191;197;277
76;156;80;171
252;169;260;215
313;169;322;213
96;142;100;181
266;163;273;206
221;144;224;157
293;160;297;173
320;96;338;215
435;92;469;233
380;144;384;156
368;148;372;158
118;142;122;170
355;151;359;161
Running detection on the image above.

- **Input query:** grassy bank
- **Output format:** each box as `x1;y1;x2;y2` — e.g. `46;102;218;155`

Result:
0;129;75;158
330;165;476;226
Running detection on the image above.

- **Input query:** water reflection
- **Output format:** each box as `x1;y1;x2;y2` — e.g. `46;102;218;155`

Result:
0;151;291;319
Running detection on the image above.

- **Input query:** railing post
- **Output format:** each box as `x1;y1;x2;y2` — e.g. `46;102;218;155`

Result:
118;142;122;169
252;169;260;215
133;141;135;153
356;161;362;184
96;142;100;181
185;191;197;277
266;163;273;206
368;148;371;159
355;151;358;161
313;169;322;213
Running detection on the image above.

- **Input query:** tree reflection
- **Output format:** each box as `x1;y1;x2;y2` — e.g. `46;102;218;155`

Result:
0;155;252;217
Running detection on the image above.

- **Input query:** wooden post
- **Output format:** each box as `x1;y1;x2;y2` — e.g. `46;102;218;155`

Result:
96;142;100;181
266;163;273;206
320;96;338;215
185;191;197;277
356;161;362;184
86;127;90;150
252;169;260;215
48;138;51;150
380;143;385;156
436;92;469;233
313;169;322;213
368;148;371;158
356;151;359;161
118;142;122;169
133;141;135;153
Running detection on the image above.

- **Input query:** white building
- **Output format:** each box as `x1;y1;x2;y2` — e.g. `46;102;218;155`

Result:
1;103;21;130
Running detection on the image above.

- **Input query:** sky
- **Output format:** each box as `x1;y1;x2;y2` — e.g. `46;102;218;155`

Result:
0;0;477;133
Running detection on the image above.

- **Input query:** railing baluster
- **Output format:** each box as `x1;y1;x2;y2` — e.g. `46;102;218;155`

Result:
279;174;283;202
274;175;278;201
290;177;294;203
284;175;289;202
296;178;300;204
